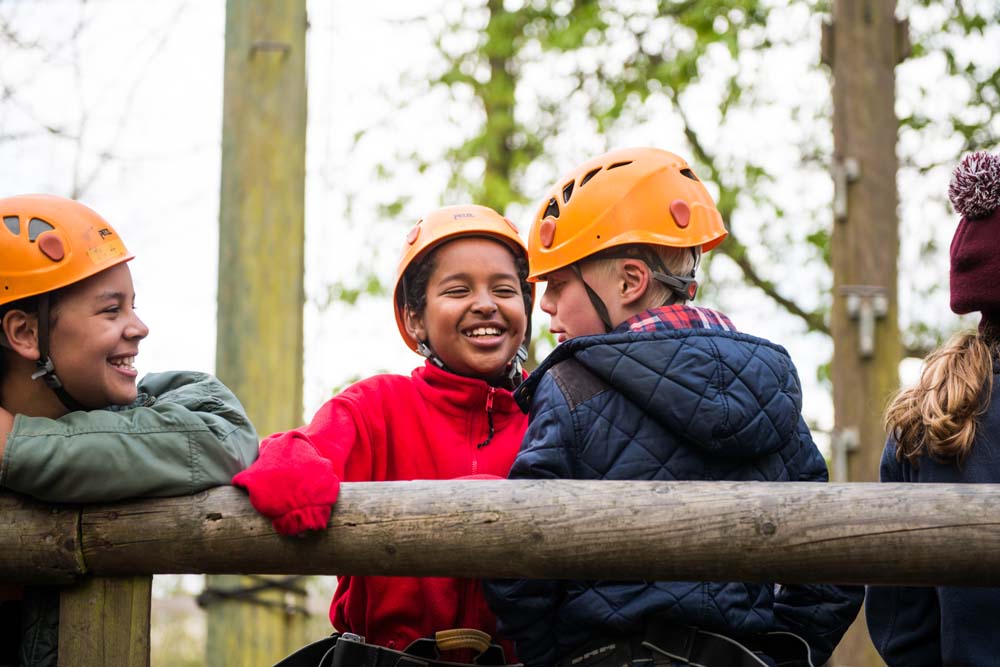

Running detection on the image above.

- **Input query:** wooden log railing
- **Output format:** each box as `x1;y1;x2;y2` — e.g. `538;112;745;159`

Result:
5;480;1000;665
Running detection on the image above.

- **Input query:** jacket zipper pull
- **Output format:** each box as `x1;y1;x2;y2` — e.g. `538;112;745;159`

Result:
476;387;496;449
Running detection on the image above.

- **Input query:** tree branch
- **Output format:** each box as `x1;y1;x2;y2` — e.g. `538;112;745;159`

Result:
669;89;830;336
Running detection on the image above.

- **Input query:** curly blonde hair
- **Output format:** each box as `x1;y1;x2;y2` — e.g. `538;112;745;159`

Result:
885;331;996;465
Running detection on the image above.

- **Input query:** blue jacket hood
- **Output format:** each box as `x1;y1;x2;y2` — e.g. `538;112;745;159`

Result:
519;328;806;461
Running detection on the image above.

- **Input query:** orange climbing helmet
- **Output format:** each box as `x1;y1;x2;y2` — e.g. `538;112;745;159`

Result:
393;204;533;352
526;147;728;281
0;194;133;307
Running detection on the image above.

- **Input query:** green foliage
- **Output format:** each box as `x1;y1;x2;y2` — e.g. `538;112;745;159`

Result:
816;359;832;389
331;0;999;383
318;271;387;308
899;0;999;156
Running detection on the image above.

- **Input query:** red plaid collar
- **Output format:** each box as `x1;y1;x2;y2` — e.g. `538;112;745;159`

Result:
615;304;737;334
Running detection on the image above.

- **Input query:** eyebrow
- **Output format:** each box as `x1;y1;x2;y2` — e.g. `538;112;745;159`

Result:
93;290;130;301
436;271;519;283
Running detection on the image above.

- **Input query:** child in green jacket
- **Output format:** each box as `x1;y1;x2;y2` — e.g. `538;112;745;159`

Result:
0;194;259;667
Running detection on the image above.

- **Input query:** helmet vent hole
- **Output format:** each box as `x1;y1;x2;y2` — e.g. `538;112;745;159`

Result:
543;197;560;220
580;168;601;187
28;217;55;242
562;181;574;203
680;168;699;181
3;216;19;236
607;161;632;170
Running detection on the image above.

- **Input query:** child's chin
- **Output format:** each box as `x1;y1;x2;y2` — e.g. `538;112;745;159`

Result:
112;388;139;406
464;360;510;380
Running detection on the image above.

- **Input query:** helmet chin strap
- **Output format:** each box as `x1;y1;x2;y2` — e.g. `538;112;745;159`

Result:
572;247;701;334
506;342;528;388
416;337;528;390
29;292;86;413
415;340;446;369
570;264;615;333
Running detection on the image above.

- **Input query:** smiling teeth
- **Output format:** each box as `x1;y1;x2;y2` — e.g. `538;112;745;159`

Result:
110;356;135;369
466;327;501;337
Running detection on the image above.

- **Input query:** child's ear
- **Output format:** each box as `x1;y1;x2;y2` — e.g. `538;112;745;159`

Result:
1;310;41;361
403;307;428;346
619;259;651;307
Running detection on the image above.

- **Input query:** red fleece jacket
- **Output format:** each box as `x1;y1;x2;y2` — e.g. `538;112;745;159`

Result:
233;362;526;657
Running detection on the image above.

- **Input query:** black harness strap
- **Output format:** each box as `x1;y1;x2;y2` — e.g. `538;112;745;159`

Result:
559;621;816;667
274;633;521;667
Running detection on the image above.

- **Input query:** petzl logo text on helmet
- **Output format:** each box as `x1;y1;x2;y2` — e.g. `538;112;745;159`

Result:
452;212;475;219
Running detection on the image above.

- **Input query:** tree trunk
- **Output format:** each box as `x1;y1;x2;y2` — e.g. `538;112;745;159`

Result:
825;0;906;663
210;1;310;664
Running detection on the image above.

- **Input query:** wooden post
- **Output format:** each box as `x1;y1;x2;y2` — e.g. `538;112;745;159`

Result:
210;0;309;665
58;576;152;667
823;0;908;662
202;574;309;666
216;0;306;432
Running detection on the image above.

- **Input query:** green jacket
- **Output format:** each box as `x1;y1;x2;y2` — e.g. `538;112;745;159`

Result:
0;370;259;667
1;370;258;502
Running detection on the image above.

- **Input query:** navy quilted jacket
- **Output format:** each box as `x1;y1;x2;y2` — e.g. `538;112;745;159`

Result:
484;327;862;666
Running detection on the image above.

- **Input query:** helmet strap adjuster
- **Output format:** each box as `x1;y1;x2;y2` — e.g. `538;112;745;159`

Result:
416;340;446;369
30;293;87;412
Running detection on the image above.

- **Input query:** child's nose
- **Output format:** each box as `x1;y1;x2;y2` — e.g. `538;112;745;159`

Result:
540;287;556;315
471;288;498;314
126;312;149;340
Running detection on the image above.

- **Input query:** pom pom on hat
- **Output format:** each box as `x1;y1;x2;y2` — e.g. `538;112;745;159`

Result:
948;150;1000;328
949;151;1000;220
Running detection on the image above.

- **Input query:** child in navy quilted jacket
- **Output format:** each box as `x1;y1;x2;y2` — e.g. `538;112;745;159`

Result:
483;148;863;667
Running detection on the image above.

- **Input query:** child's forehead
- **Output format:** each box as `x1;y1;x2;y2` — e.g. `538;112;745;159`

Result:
60;263;136;301
430;236;519;267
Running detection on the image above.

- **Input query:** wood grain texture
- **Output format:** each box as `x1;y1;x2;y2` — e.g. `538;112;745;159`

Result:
0;493;82;584
58;576;151;667
66;480;1000;586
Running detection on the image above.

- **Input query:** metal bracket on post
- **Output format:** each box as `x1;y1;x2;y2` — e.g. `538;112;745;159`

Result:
896;18;911;64
832;157;860;221
249;40;291;60
830;427;860;482
841;285;889;359
820;20;834;68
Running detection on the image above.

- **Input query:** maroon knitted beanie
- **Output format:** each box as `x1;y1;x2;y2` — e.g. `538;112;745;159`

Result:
948;151;1000;333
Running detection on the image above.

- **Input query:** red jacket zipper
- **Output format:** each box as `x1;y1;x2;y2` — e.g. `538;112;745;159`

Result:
472;386;497;473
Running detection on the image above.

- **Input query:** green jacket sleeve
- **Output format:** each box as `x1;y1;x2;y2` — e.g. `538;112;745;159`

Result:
0;370;259;503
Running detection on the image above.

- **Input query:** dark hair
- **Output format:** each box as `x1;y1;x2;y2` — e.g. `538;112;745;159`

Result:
400;239;532;321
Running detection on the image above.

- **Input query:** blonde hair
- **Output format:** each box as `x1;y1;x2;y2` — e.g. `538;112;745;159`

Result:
885;331;997;465
589;244;699;309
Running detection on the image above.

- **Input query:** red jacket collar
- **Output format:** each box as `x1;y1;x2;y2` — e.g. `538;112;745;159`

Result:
412;361;523;417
